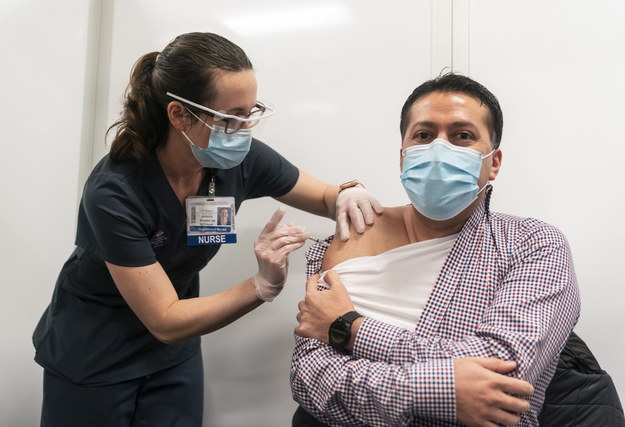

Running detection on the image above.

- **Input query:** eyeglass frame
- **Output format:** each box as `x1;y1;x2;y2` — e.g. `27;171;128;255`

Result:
166;92;275;134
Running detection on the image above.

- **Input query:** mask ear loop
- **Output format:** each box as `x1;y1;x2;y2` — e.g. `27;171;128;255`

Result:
476;182;490;196
180;109;216;151
476;148;497;194
185;107;216;131
482;148;496;159
180;130;199;149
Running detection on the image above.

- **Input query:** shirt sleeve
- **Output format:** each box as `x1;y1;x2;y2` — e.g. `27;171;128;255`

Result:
355;222;580;384
80;170;156;267
291;336;456;426
291;220;580;425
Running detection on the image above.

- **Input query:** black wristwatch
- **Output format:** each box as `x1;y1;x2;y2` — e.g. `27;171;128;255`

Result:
328;311;363;349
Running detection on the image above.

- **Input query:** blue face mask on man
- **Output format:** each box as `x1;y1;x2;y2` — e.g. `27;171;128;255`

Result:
400;138;494;221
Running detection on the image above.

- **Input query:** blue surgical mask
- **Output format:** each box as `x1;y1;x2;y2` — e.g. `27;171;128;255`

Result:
400;138;494;221
181;124;252;169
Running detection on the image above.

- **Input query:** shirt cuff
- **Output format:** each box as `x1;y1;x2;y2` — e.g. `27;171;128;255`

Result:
353;317;406;362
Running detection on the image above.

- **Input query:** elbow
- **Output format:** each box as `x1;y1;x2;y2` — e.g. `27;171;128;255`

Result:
154;333;182;345
147;322;186;345
141;302;190;345
150;328;181;345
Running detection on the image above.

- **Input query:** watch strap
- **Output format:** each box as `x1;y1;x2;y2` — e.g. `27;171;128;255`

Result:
339;311;363;324
338;180;364;192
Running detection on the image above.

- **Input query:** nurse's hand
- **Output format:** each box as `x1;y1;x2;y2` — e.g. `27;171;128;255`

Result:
253;207;307;302
335;185;383;241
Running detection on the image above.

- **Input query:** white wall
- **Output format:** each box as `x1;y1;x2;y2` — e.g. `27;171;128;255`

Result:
2;1;623;426
0;1;98;426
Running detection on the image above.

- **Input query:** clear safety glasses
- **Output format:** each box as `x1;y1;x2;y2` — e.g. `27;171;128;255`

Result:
166;92;275;134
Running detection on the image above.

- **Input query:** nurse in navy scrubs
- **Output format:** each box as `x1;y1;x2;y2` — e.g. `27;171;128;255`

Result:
32;32;382;426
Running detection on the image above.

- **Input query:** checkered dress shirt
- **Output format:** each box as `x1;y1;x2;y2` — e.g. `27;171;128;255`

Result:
291;197;580;426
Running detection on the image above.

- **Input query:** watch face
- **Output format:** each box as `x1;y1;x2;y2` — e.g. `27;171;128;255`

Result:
340;180;358;190
329;320;349;347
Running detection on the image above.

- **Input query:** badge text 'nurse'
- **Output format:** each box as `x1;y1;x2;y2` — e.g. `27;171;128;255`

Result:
186;196;237;245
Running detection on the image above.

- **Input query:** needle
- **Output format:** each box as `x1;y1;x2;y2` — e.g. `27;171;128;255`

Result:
278;223;329;246
307;236;330;246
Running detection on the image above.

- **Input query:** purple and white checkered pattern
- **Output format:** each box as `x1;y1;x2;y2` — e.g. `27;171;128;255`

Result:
291;197;580;426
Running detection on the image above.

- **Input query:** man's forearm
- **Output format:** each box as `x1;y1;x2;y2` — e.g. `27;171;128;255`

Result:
291;336;456;425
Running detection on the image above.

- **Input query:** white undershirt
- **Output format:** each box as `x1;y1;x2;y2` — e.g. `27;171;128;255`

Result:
319;234;458;330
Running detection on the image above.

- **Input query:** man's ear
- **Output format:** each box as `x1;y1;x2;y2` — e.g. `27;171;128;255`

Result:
167;101;190;130
489;148;503;181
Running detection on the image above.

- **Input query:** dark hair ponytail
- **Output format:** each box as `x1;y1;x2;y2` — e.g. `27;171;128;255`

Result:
107;32;253;167
108;52;167;166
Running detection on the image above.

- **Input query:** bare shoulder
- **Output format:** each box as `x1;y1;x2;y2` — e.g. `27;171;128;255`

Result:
322;206;409;270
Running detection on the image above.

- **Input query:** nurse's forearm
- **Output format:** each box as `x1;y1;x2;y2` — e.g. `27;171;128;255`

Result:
275;170;338;220
154;278;263;344
107;261;264;345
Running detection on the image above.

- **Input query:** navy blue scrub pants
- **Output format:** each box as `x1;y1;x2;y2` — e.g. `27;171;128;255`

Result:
40;351;203;427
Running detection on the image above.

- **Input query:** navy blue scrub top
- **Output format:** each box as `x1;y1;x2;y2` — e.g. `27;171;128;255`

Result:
33;139;299;385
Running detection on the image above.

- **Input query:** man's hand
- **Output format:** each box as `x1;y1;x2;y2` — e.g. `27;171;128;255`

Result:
294;270;356;343
455;357;534;426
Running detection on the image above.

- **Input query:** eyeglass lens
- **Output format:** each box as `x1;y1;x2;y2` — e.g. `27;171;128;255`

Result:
224;104;266;134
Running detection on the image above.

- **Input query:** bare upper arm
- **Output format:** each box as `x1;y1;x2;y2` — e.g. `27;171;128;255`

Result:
321;215;385;271
321;206;409;271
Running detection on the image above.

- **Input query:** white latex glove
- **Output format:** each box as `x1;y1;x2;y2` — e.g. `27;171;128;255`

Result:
253;207;307;302
335;186;384;241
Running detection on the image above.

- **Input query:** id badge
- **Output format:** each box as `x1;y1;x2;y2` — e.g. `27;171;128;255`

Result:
185;196;236;245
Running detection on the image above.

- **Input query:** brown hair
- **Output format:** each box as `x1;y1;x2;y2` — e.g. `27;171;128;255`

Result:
107;32;253;166
400;72;503;149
